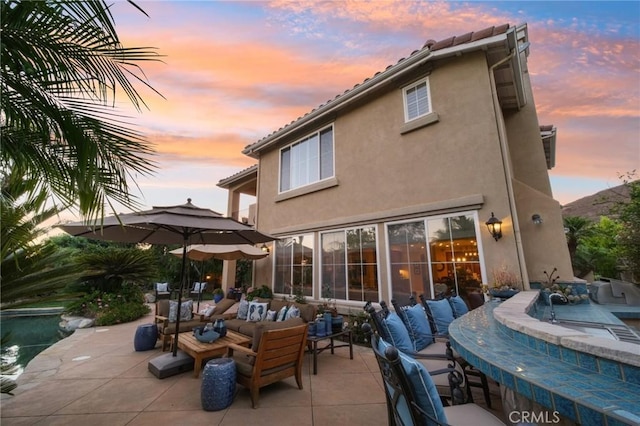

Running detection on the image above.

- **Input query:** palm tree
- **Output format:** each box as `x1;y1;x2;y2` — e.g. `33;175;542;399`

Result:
1;0;162;219
1;170;81;307
75;247;158;293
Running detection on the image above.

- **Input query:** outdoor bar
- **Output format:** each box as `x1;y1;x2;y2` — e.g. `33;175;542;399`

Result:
448;291;640;426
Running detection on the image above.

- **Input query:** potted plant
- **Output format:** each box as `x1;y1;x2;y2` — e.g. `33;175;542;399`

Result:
540;268;589;305
212;287;225;303
246;285;272;301
489;266;522;299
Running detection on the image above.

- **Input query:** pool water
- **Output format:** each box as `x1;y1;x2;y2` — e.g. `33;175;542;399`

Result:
1;314;72;379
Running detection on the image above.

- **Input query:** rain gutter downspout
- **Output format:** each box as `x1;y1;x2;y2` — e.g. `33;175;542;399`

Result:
488;32;530;288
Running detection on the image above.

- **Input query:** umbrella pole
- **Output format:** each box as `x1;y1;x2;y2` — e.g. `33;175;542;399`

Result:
172;239;189;357
196;260;205;312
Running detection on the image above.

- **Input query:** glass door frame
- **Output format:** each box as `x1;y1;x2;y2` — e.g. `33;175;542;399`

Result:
384;210;488;300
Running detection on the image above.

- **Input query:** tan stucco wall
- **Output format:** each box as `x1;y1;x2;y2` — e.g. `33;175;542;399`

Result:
258;53;512;231
501;66;572;283
503;71;553;197
247;50;563;303
513;180;573;281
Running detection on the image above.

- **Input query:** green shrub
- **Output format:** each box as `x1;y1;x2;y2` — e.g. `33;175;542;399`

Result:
65;284;150;326
247;285;273;301
346;309;371;346
94;302;150;326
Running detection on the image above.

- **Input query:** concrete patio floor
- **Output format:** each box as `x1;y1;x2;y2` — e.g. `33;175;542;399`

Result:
1;309;504;425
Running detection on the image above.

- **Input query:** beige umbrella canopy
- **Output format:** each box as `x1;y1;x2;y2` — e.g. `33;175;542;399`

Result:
57;199;276;357
169;244;269;261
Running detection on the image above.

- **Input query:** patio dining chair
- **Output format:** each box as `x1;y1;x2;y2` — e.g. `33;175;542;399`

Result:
363;301;465;407
154;282;173;314
467;291;485;310
363;323;504;426
416;294;493;408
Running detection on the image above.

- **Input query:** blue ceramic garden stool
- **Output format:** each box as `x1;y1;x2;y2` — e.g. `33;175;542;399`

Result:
201;358;236;411
134;323;157;351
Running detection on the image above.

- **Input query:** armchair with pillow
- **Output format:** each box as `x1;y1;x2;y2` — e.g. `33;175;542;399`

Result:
155;298;204;351
228;323;308;408
189;282;207;307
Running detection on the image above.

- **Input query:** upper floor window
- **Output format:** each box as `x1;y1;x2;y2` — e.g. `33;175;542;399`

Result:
403;78;431;122
280;126;334;192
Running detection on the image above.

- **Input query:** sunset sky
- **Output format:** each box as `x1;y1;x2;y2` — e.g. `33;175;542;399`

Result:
106;0;639;216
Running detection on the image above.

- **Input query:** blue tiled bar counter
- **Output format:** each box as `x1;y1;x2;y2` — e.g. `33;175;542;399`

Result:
448;291;640;425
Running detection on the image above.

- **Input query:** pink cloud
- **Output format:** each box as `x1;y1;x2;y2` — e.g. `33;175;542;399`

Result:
107;1;637;210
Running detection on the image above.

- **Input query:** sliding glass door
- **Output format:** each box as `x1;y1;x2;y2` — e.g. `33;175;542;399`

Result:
387;212;484;301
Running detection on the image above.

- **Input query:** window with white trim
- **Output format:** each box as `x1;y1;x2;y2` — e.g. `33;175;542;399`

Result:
280;126;334;192
274;234;314;297
403;78;431;122
320;226;378;302
387;212;484;302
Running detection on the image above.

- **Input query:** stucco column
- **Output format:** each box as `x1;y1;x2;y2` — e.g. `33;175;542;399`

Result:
221;189;242;291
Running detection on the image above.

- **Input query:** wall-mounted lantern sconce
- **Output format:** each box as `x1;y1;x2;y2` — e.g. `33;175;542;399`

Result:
485;212;503;241
532;214;543;225
261;243;270;253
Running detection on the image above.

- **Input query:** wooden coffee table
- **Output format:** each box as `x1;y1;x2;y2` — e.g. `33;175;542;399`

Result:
170;330;251;378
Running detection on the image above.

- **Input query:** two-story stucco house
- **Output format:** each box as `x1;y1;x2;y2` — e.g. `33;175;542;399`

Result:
218;23;573;310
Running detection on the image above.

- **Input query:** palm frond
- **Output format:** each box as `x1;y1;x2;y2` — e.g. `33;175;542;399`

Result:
1;0;162;219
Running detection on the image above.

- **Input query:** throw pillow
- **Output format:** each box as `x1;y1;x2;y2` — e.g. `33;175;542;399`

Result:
168;300;193;323
247;301;269;322
381;312;414;353
266;310;277;321
399;304;433;351
426;299;455;335
276;305;289;322
448;295;469;318
203;305;215;317
377;337;447;424
237;299;249;320
285;305;300;320
156;282;168;292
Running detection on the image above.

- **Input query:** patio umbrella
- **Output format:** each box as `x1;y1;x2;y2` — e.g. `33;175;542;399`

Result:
169;244;269;261
170;244;269;311
58;198;276;357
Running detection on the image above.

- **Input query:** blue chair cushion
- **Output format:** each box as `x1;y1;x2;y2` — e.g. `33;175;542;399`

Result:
400;304;433;351
426;299;455;335
448;295;469;318
381;312;414;353
377;337;448;424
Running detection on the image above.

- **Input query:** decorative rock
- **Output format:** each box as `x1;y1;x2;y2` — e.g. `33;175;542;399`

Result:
59;316;96;332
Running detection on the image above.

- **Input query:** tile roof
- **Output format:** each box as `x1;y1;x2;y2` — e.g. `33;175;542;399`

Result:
217;164;257;188
244;24;513;154
424;24;510;51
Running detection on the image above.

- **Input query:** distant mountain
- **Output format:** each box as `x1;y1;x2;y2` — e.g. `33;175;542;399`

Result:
561;183;633;222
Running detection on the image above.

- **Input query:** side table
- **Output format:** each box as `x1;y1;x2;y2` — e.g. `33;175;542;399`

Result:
201;358;236;411
306;328;353;375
